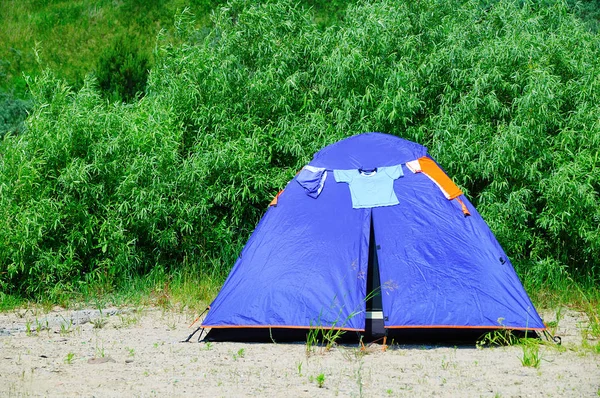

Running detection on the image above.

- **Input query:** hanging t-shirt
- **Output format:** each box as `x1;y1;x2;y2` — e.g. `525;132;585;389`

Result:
333;165;403;208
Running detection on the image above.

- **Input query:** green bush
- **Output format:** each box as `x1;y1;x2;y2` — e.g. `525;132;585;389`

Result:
0;91;31;138
95;37;151;103
0;0;599;300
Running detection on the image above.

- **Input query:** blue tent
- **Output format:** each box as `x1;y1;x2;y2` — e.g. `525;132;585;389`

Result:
201;133;545;340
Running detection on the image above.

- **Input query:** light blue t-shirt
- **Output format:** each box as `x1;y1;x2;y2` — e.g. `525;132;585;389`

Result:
333;165;403;208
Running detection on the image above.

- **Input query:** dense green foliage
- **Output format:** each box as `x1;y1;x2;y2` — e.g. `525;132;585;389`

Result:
0;0;599;301
95;36;151;103
0;92;30;139
567;0;600;31
0;0;223;95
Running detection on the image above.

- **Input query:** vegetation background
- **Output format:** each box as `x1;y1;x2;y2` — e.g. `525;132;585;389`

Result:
0;0;599;317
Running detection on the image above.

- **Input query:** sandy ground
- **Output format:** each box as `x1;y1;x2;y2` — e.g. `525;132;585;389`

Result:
0;306;598;397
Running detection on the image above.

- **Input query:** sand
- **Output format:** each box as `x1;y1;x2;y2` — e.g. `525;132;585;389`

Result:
0;306;598;397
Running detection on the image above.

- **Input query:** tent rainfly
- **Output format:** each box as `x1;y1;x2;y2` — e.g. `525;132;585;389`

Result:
197;133;545;342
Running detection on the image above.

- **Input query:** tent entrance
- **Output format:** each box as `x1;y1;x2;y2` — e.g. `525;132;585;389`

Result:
366;214;385;338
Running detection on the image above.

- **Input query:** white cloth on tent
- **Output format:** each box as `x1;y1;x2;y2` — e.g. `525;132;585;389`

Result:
333;165;403;208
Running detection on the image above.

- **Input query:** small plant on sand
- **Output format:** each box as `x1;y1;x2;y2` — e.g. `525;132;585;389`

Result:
441;357;451;370
305;291;378;357
116;313;141;329
232;348;245;361
476;329;520;347
91;316;108;329
64;352;75;364
545;308;563;335
306;325;346;355
59;317;73;336
520;340;542;368
316;373;325;388
306;327;320;356
35;318;49;334
356;356;364;396
297;361;303;376
95;339;106;358
322;327;347;350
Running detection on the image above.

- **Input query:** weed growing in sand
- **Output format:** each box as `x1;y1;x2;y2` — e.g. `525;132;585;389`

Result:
520;340;542;368
323;328;347;350
95;339;106;358
297;362;303;376
64;352;75;364
441;356;457;370
398;384;413;392
91;316;108;329
59;317;73;336
306;328;319;356
581;339;600;354
545;308;563;335
116;312;141;329
356;356;364;397
25;319;32;336
232;348;245;360
204;342;212;350
476;329;520;348
35;318;49;334
126;347;135;357
165;316;178;331
306;296;373;356
315;373;325;388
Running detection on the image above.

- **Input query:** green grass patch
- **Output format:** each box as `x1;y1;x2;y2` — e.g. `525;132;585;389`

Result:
0;264;222;314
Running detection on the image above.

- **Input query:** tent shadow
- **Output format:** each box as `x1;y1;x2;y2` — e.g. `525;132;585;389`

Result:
200;327;540;347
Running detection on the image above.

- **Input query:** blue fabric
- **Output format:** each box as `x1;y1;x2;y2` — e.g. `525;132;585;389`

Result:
333;165;403;208
202;178;369;330
296;166;327;198
310;132;427;170
202;133;545;332
373;170;543;329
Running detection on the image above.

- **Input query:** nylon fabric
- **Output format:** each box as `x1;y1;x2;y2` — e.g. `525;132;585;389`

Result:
202;178;369;330
202;132;545;335
372;171;544;329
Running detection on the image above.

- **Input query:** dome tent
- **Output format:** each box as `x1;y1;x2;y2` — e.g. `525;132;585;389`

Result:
197;133;545;342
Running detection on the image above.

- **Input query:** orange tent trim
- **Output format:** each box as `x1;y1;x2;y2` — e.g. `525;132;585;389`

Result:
385;325;546;331
417;157;463;200
205;324;364;331
269;190;284;207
